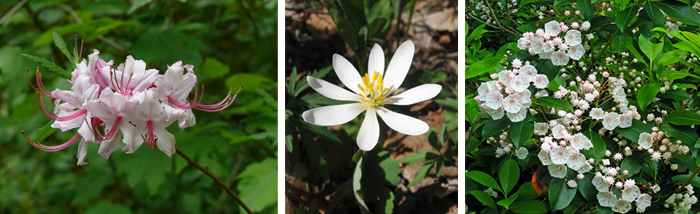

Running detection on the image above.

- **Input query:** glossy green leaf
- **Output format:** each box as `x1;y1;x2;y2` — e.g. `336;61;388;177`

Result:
643;1;665;27
52;29;74;64
672;155;697;171
510;200;546;213
653;1;700;26
577;173;596;202
615;6;639;32
666;109;700;125
549;176;576;210
577;0;595;20
497;193;519;209
510;121;534;148
467;170;503;194
661;124;699;146
616;120;653;142
582;131;607;163
470;190;497;209
620;153;646;178
638;35;663;67
34;121;56;143
499;159;520;195
481;117;510;140
535;97;574;112
21;54;71;79
466;57;504;79
637;83;660;111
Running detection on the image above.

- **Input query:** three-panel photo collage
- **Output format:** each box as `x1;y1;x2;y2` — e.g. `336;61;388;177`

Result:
2;0;700;213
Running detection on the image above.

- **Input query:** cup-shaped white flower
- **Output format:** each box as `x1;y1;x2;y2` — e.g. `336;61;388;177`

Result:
598;191;617;207
567;44;585;60
545;21;561;36
548;164;568;178
302;41;442;151
551;51;570;66
565;30;582;46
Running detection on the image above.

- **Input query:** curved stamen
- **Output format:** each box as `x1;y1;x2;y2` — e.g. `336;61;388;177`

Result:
26;68;57;99
95;117;121;141
167;86;241;112
22;131;81;152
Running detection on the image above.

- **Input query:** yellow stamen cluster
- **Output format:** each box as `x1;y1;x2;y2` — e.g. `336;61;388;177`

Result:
357;71;389;108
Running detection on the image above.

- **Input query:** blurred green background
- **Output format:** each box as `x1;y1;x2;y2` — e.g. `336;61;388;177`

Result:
0;0;277;213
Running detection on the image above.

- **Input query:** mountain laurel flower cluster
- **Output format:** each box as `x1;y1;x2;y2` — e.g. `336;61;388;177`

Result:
517;20;592;66
25;50;238;165
475;60;548;122
302;41;442;151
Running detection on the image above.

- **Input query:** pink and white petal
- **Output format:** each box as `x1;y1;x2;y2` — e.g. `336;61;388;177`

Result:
332;54;364;94
154;128;176;157
384;84;441;105
120;123;144;154
76;139;89;165
377;107;429;135
367;43;385;79
357;108;380;151
307;76;362;102
383;41;415;89
98;132;122;159
302;103;366;126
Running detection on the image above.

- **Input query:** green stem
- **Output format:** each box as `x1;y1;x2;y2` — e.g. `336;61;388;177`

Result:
593;30;619;69
678;166;700;191
176;148;253;214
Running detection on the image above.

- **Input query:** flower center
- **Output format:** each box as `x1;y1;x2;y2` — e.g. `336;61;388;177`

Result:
357;71;390;108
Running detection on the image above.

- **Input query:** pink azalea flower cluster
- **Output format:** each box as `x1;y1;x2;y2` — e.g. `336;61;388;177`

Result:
25;50;238;165
475;59;549;122
517;20;591;66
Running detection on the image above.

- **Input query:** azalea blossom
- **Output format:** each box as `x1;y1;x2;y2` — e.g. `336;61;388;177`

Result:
302;41;442;151
24;50;238;165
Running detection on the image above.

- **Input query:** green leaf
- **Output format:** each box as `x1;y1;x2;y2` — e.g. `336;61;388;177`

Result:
615;6;639;32
549;176;577;210
655;50;687;67
671;155;697;171
510;200;546;213
666;109;700;125
499;159;520;195
367;151;402;186
577;173;596;202
554;0;576;6
638;35;663;66
620;153;646;178
127;0;153;14
577;0;595;20
52;29;74;64
467;170;503;194
535;97;574;112
616;120;653;142
582;131;606;163
637;83;660;111
34;121;56;143
21;54;71;79
497;193;519;209
236;158;277;213
660;124;699;146
398;150;439;164
481;117;510;140
132;30;209;68
353;156;371;214
201;57;230;79
84;201;133;214
470;190;497;210
225;73;275;92
466;57;504;79
643;1;665;27
510;121;534;148
181;194;202;214
653;1;700;26
672;174;700;187
407;160;434;188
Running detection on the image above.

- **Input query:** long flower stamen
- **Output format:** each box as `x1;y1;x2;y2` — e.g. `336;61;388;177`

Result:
167;86;242;112
22;131;81;152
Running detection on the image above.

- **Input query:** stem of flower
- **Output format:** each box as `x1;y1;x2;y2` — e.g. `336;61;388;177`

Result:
677;166;700;192
175;148;253;214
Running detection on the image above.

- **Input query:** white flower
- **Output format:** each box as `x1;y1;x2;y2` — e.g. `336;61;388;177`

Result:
567;179;578;188
575;162;592;173
534;122;549;135
502;94;523;113
302;41;441;151
530;36;544;54
506;107;528;122
567;44;585;60
516;147;529;159
532;74;549;89
519;65;538;81
621;185;641;202
603;112;620;130
590;108;605;120
551;51;570;66
593;174;611;192
485;107;505;120
567;153;586;170
545;21;561;36
548;164;568;178
564;30;582;46
612;199;632;213
636;194;652;210
550;146;572;165
538;150;553;165
485;92;504;109
619;113;633;128
551;124;569;139
510;75;529;92
570;133;592;150
638;132;653;150
581;21;591;31
597;191;617;207
498;70;513;86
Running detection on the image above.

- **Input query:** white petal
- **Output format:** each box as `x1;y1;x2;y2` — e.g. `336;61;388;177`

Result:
307;76;362;102
383;41;415;89
357;108;379;151
367;44;385;79
76;139;89;165
377;107;429;135
384;84;441;105
120;123;143;154
98;132;122;159
332;54;364;94
302;103;367;126
155;128;176;157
